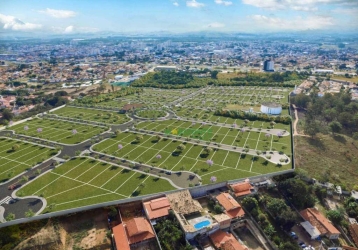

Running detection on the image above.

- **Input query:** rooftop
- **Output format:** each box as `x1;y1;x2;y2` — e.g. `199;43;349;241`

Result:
300;208;340;236
209;229;248;250
261;102;282;108
216;193;245;219
143;197;171;220
112;223;131;250
229;182;253;198
349;224;358;248
125;217;156;244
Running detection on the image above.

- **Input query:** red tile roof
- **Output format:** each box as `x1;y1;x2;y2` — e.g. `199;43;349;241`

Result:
112;223;131;250
209;229;248;250
143;197;171;220
229;182;253;197
125;217;155;244
300;208;340;236
349;224;358;247
216;193;245;219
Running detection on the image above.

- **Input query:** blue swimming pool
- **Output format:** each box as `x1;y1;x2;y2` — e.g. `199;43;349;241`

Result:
194;220;210;229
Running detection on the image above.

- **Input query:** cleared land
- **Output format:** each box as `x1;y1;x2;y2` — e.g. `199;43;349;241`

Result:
9;118;106;144
295;134;358;190
17;157;175;212
0;138;57;183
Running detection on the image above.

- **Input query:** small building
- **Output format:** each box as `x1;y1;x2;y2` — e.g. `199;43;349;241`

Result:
154;65;177;72
143;197;171;221
300;208;340;240
112;217;156;250
215;193;245;220
228;182;254;198
263;60;274;72
300;221;321;239
212;214;231;230
260;102;282;115
209;229;248;250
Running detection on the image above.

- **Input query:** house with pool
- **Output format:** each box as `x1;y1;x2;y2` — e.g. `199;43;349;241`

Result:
166;190;231;240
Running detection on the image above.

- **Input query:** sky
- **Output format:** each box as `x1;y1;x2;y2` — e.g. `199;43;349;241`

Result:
0;0;357;34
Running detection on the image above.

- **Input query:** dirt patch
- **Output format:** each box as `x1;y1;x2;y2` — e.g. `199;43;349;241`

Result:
14;220;64;250
61;209;111;250
235;227;264;250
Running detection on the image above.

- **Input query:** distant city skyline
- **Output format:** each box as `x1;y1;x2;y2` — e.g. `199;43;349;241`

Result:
0;0;357;35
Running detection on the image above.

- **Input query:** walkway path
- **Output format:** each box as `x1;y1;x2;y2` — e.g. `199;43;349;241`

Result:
292;104;309;137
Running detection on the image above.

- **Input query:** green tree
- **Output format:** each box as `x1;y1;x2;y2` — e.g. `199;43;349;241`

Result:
12;144;20;151
266;198;287;216
5;213;15;221
326;210;343;225
210;70;219;79
214;204;223;214
25;209;35;218
329;121;342;135
177;144;186;152
242;197;258;210
1;108;13;121
304;120;320;138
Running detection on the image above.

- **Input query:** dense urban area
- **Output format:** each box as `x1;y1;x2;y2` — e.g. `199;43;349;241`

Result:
0;34;358;250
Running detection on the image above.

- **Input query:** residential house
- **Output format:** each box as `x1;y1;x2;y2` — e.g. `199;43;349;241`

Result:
143;197;171;221
228;182;254;198
215;193;245;220
209;229;248;250
112;217;156;250
300;208;340;240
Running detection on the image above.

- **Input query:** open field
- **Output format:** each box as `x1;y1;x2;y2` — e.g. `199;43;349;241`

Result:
9;118;106;144
294;134;358;190
136;109;167;119
17;157;175;212
0;137;57;183
92;131;291;185
51;106;130;124
332;75;358;83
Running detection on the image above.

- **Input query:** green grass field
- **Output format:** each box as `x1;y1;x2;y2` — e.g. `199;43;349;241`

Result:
9;118;107;144
136;109;167;119
0;137;57;183
92;131;291;184
17;157;175;212
52;106;130;124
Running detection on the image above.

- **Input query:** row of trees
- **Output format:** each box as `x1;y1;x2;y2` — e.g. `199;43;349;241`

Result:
214;109;292;124
131;71;304;89
291;91;358;137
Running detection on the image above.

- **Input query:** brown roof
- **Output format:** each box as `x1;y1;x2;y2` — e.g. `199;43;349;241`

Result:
209;229;248;250
143;197;171;220
342;245;358;250
229;182;253;197
300;208;340;236
122;103;143;111
349;224;358;247
216;193;245;219
166;190;202;215
125;217;155;244
112;223;131;250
